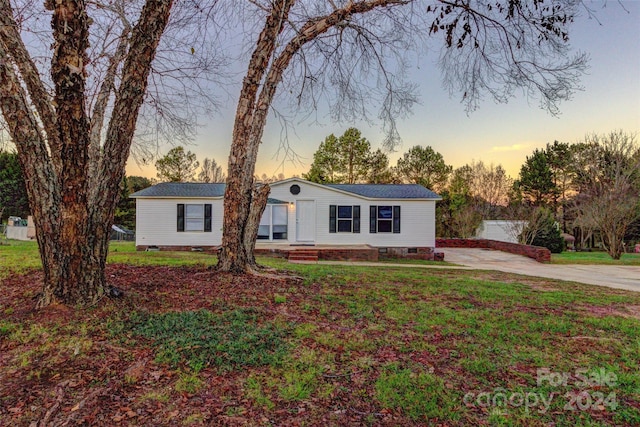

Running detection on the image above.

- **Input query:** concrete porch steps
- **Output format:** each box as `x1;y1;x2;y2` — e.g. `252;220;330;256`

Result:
288;250;319;263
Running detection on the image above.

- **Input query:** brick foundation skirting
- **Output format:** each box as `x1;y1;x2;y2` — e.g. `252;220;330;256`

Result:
136;245;219;254
378;247;435;261
317;248;379;262
255;247;380;261
436;238;551;263
138;245;439;262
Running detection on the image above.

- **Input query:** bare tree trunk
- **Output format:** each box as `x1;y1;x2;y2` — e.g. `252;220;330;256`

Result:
0;0;173;306
218;0;294;273
218;1;399;272
217;158;253;272
602;227;625;260
243;184;270;270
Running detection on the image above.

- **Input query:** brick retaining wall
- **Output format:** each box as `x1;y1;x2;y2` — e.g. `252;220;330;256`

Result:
436;238;551;263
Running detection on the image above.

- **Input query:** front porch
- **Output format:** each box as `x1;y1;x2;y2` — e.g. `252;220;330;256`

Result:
255;243;378;262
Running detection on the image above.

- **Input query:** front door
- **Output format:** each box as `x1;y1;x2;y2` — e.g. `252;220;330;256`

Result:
296;200;315;242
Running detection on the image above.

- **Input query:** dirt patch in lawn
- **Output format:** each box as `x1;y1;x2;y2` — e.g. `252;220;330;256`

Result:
580;304;640;320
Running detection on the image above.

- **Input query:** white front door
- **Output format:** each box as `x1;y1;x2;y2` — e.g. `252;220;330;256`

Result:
296;200;315;242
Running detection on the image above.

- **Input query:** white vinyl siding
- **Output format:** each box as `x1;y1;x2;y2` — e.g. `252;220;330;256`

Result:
135;198;223;246
133;179;438;249
268;180;437;247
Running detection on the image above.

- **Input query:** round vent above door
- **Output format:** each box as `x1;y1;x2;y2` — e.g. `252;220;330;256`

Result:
289;184;301;195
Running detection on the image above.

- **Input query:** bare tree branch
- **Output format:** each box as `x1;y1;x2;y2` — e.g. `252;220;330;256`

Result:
0;0;59;168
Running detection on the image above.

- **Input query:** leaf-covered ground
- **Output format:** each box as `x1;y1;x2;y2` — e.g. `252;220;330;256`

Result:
1;262;639;426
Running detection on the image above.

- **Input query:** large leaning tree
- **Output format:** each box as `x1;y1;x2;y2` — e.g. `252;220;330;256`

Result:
218;0;588;273
0;0;219;306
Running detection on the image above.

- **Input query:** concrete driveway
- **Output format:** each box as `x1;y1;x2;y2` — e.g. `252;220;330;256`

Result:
442;248;640;292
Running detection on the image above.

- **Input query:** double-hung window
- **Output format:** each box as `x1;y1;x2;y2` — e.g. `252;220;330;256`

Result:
177;204;212;232
258;205;288;240
329;205;360;233
369;205;400;233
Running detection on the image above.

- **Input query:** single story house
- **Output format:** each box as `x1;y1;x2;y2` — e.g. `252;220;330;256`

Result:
131;178;440;258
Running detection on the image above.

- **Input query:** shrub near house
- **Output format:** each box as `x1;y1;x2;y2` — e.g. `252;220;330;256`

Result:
519;208;564;253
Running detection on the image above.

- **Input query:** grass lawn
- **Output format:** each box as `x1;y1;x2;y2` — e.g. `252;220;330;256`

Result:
0;240;218;279
551;251;640;265
1;240;639;425
377;257;458;266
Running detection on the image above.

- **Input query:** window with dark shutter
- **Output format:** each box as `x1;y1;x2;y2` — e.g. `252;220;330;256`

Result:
177;204;185;232
178;203;210;232
370;205;400;233
331;205;360;233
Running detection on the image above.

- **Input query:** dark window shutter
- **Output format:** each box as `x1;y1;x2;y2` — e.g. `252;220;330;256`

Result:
353;205;360;233
177;204;185;232
204;204;212;232
369;206;377;233
393;205;401;234
329;205;337;233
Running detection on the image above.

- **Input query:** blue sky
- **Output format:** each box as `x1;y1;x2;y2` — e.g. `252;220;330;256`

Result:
127;1;640;180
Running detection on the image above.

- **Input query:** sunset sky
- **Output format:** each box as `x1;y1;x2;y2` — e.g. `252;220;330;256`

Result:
126;1;640;181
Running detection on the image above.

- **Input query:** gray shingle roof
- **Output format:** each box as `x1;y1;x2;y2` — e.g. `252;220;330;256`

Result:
267;198;289;204
131;182;226;198
131;181;440;200
326;184;440;199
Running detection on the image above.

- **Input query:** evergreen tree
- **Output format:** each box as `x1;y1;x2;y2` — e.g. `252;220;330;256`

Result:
303;134;342;183
367;149;394;184
339;128;372;184
304;128;372;184
155;147;200;182
127;176;153;194
516;149;557;206
546;141;575;231
0;150;29;220
395;145;452;191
